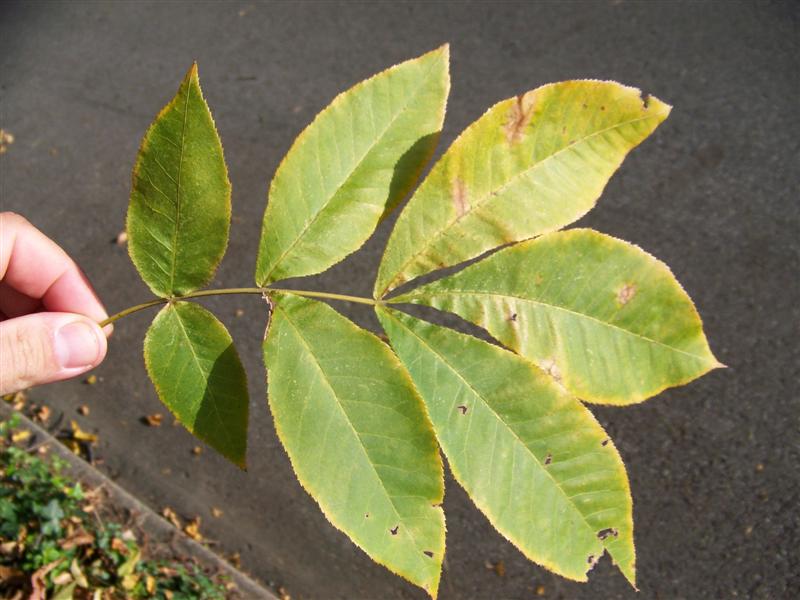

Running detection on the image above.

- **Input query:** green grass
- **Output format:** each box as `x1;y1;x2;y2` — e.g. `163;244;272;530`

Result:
0;415;228;599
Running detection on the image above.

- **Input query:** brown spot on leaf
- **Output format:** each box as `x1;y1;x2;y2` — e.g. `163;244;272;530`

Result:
601;439;610;447
587;554;596;564
390;525;399;536
424;550;434;558
618;283;636;305
365;513;369;518
642;93;651;109
600;105;606;111
508;313;517;322
544;453;552;465
597;527;619;540
457;405;468;415
504;92;536;144
452;178;469;218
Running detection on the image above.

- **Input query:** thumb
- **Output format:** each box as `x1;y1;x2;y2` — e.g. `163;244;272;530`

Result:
0;312;107;395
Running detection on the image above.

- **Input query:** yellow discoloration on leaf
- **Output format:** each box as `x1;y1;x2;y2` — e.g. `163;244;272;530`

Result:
376;80;671;297
264;296;445;597
378;308;636;586
400;228;720;405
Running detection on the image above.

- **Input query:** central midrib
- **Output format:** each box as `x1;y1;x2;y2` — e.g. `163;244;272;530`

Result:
407;289;709;362
383;309;617;561
169;79;192;293
276;306;433;566
261;55;443;284
381;112;660;296
171;306;234;451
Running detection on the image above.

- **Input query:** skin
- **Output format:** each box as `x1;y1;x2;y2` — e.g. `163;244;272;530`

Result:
0;212;111;395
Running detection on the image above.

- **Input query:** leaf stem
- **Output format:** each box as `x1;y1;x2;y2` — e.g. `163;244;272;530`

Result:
98;287;377;327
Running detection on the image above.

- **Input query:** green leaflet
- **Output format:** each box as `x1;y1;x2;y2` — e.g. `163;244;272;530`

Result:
375;80;671;297
255;46;450;286
377;307;635;586
263;295;445;597
397;229;721;405
144;302;248;468
127;63;231;298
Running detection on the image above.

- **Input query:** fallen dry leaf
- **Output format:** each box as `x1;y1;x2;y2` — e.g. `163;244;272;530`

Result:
11;430;31;443
183;516;203;541
191;445;203;455
78;405;90;416
52;571;72;586
111;537;129;554
161;507;181;529
61;531;94;550
0;129;14;154
30;559;63;600
228;552;241;568
536;584;546;595
33;405;51;423
484;559;505;577
116;230;128;245
143;413;163;427
211;507;223;518
70;420;98;443
84;374;98;385
4;390;27;410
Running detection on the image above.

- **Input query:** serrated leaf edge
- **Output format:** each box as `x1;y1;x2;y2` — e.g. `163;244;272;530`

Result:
143;301;247;469
256;44;450;287
396;228;723;405
128;62;232;298
265;298;446;598
376;81;671;298
377;306;636;586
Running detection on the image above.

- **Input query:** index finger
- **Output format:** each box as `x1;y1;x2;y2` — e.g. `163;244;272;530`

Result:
0;212;111;332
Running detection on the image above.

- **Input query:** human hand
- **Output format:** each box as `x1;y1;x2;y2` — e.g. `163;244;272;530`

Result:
0;212;111;395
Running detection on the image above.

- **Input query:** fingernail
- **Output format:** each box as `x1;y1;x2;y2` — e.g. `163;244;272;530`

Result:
54;321;102;369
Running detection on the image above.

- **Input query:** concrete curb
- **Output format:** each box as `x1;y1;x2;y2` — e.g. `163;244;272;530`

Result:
0;402;277;600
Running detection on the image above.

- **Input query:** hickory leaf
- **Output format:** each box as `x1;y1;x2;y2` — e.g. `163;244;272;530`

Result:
263;295;445;595
375;80;670;297
377;307;635;586
397;229;721;404
255;46;450;287
101;50;723;597
127;63;231;298
144;301;248;468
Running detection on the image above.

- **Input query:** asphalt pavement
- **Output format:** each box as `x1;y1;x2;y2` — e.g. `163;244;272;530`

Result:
1;2;797;598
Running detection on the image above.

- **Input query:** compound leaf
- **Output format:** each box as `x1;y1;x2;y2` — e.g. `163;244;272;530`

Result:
263;295;445;597
144;301;248;468
255;46;450;286
377;307;635;586
127;63;231;297
398;229;721;404
375;80;670;297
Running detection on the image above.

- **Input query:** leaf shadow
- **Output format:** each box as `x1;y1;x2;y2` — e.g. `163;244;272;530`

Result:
380;131;442;221
193;342;249;470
